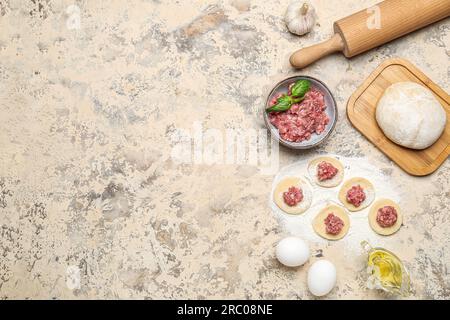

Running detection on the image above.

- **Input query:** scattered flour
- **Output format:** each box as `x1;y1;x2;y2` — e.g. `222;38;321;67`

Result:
270;154;403;255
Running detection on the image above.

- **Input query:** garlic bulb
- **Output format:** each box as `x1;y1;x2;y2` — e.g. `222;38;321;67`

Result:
285;0;316;36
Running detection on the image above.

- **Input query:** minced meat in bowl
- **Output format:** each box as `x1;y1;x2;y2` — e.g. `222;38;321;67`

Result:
263;76;337;149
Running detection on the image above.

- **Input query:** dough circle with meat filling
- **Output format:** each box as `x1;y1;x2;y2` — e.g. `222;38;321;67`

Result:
369;199;403;236
338;177;375;212
273;177;313;215
308;157;344;188
312;204;350;240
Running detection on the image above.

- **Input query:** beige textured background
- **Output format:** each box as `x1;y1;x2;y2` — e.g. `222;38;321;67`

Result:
0;0;449;299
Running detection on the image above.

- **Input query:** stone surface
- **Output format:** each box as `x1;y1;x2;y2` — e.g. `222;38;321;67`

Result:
0;0;449;299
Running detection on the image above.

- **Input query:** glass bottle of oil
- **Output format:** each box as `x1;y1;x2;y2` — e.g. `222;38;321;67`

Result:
361;241;411;296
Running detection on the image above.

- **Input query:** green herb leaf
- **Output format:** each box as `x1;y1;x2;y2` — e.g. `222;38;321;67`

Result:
266;95;292;113
266;94;307;113
291;80;311;98
291;96;306;104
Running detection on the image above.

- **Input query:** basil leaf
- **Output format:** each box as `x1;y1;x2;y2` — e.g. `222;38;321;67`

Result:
266;95;292;113
291;80;311;98
291;96;306;104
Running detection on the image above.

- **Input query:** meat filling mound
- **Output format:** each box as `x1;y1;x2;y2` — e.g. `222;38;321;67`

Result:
376;206;398;228
324;213;344;235
346;185;366;207
317;161;338;181
269;89;329;143
283;186;303;207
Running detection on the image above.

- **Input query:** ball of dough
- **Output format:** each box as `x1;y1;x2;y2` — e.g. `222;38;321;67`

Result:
376;82;447;150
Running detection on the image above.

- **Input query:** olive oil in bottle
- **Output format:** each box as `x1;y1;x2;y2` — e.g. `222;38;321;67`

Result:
362;241;410;296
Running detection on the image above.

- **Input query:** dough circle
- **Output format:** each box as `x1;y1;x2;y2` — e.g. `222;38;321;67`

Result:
376;82;447;150
312;204;350;240
369;199;403;236
273;177;313;215
307;156;344;188
338;177;375;212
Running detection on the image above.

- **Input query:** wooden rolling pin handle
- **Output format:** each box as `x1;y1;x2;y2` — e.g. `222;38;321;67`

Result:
289;33;345;69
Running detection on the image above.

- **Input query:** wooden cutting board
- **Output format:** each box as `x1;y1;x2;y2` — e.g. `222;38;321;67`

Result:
347;58;450;176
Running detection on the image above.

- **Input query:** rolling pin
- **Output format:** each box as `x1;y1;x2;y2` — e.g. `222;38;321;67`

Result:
290;0;450;69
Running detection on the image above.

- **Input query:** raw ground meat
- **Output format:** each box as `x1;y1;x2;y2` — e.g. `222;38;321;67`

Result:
324;213;344;235
346;185;366;207
317;161;338;181
268;89;329;143
283;186;303;206
376;206;398;228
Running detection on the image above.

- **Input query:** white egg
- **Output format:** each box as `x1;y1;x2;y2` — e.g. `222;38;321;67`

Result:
307;259;337;297
276;237;310;267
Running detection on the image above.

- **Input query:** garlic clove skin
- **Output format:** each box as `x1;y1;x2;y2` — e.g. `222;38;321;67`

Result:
285;0;316;36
